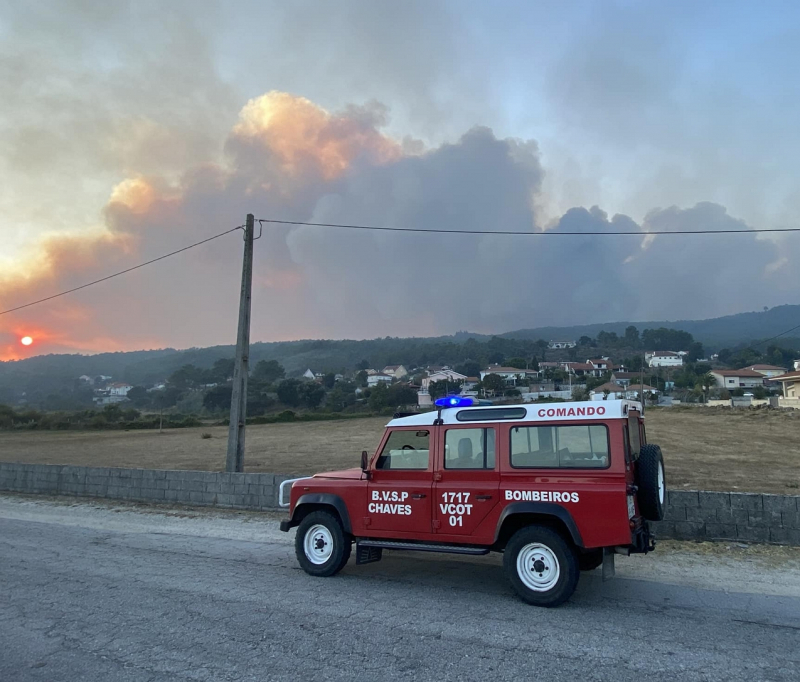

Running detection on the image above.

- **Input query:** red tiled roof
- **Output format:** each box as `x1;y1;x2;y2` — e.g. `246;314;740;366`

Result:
484;366;534;373
745;364;787;371
590;382;625;393
774;370;800;382
711;369;765;377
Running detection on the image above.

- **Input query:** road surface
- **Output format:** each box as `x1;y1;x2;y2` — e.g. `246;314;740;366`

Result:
2;494;799;681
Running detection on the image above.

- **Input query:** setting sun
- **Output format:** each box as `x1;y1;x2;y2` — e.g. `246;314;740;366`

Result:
21;336;33;346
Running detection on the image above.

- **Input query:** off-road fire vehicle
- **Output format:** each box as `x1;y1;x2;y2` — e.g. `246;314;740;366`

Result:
279;398;665;607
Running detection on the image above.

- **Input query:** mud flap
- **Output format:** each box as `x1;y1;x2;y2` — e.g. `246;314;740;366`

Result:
602;547;616;581
356;544;383;565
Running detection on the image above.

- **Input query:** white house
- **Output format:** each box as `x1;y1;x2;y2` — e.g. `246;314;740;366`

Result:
108;382;133;397
303;369;316;380
646;351;683;368
382;365;408;379
710;369;765;389
479;366;540;384
589;383;626;400
367;373;393;387
422;369;467;390
744;364;787;379
610;371;640;387
590;382;658;401
548;340;577;349
794;360;800;371
93;394;129;406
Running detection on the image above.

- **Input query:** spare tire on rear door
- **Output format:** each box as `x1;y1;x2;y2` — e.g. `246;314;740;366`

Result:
636;444;666;521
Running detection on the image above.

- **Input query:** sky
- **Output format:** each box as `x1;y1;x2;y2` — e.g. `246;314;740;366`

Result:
1;0;800;360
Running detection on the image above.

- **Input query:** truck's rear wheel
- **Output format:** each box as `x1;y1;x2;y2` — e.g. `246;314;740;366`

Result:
636;444;666;521
503;526;579;607
295;510;352;577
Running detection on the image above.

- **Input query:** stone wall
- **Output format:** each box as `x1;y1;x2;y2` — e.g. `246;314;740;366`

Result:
655;489;800;545
0;462;295;511
2;462;798;545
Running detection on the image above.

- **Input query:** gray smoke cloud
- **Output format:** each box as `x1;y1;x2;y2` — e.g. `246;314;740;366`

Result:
2;1;799;358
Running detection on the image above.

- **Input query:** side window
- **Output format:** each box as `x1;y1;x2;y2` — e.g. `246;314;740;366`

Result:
444;428;496;469
510;425;609;469
376;430;430;470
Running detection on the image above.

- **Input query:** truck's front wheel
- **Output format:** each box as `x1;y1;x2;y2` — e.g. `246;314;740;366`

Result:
503;526;579;607
295;510;352;577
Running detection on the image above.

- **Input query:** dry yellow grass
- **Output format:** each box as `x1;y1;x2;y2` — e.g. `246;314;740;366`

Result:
1;407;798;495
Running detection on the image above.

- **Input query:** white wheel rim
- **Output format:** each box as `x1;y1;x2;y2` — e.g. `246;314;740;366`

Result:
657;462;665;505
516;543;560;592
303;524;334;565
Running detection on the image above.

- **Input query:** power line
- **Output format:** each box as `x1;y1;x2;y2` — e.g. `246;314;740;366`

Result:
752;321;800;348
0;226;244;317
257;217;800;236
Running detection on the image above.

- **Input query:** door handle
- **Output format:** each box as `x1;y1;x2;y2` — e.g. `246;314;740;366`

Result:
475;495;493;501
411;493;427;499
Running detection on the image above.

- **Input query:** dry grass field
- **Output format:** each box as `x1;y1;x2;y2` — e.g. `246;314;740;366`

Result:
1;407;799;494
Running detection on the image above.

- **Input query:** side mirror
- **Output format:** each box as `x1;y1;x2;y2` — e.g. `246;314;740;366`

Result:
361;450;371;478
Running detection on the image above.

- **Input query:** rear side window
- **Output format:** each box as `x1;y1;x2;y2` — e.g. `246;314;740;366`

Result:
444;428;496;469
376;430;430;470
510;425;609;469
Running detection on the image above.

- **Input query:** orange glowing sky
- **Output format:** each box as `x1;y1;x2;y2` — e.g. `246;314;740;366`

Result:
3;3;800;361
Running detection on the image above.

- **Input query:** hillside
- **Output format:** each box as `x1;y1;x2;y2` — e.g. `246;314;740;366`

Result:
502;304;800;347
1;304;798;407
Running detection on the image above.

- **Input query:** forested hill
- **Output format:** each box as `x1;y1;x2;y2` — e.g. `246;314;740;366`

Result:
502;304;800;347
1;305;798;406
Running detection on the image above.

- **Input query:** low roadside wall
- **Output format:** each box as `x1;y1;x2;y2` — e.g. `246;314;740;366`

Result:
1;462;798;545
0;462;295;511
655;490;799;545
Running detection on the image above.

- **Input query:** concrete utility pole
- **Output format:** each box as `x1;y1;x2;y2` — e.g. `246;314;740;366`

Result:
226;214;255;473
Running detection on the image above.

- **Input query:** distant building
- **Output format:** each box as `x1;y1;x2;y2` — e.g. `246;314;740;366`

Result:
645;351;683;368
479;366;540;384
610;371;642;387
421;369;467;391
367;373;393;388
562;362;594;377
548;340;577;349
774;370;800;402
794;360;800;371
590;382;658;401
303;369;316;380
93;394;128;406
710;369;765;389
78;375;93;383
108;382;133;397
382;365;408;379
744;364;787;379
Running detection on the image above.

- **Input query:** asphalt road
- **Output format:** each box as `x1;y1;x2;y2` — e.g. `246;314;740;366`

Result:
2;496;799;682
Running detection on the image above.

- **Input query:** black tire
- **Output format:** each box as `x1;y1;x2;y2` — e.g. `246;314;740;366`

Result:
295;510;352;577
578;549;603;572
503;526;579;607
636;444;666;521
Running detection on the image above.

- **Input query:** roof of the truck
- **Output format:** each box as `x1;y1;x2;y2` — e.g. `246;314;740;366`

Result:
386;399;643;427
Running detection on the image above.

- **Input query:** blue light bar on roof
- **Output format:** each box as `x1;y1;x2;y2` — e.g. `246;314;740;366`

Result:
435;396;477;408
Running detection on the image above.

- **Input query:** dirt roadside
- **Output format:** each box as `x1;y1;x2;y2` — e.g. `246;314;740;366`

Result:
2;493;799;598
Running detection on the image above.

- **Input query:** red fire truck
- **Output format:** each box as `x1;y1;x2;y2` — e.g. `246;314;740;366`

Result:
280;398;665;607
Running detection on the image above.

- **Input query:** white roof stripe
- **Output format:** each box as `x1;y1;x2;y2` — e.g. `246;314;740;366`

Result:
386;400;642;427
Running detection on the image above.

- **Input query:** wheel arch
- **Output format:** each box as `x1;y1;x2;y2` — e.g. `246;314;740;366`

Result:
494;503;583;550
291;493;353;534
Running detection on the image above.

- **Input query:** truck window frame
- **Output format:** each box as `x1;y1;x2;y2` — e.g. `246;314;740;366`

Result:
507;423;611;470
